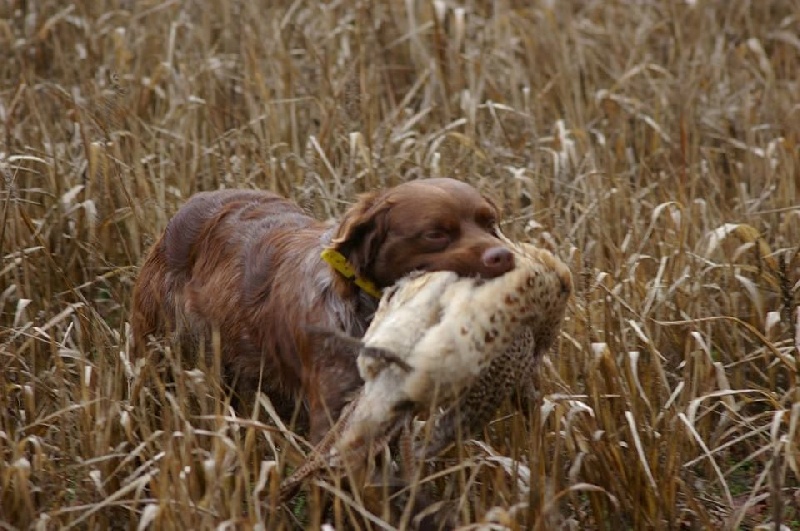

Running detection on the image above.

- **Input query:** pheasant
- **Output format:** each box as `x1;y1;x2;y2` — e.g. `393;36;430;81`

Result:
275;241;572;506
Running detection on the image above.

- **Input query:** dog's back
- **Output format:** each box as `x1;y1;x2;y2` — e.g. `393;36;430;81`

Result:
129;189;340;424
131;189;306;351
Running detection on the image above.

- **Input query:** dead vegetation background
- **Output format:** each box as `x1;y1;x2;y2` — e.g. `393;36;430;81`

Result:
1;0;799;529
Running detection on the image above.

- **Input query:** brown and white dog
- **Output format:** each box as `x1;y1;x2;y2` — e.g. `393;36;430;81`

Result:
129;178;515;443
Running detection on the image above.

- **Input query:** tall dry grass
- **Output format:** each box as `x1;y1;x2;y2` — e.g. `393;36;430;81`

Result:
1;0;799;529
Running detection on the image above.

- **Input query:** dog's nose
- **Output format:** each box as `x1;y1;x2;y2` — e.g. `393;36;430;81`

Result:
481;247;515;276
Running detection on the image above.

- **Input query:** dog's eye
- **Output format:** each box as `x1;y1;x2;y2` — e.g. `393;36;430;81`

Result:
424;230;447;239
422;230;450;247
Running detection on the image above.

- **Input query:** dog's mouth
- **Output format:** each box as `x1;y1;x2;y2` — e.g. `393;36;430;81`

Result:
410;264;491;287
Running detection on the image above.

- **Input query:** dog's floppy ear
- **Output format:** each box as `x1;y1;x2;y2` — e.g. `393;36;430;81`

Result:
330;191;391;278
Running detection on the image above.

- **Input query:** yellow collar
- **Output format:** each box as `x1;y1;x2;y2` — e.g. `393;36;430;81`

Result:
320;248;383;299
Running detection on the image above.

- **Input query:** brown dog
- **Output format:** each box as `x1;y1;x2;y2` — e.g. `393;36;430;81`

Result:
130;178;515;443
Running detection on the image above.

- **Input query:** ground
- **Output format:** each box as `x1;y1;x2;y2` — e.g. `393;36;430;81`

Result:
1;0;799;529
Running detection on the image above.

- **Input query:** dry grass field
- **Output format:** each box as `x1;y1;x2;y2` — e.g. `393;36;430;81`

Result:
2;0;799;529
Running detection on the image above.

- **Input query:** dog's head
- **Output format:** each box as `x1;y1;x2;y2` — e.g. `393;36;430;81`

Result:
330;178;515;290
